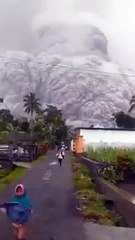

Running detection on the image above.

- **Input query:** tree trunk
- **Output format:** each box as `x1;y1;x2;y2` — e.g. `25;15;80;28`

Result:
29;111;33;160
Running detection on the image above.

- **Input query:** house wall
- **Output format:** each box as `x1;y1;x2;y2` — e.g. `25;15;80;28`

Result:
80;129;135;150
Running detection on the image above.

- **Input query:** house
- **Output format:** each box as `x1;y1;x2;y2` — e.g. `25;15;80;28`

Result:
71;127;135;153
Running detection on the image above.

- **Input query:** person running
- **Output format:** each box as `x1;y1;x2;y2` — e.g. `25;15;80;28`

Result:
8;184;33;240
61;146;65;159
56;151;63;167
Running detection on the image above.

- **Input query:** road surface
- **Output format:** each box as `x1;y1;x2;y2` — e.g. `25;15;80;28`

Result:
0;151;86;240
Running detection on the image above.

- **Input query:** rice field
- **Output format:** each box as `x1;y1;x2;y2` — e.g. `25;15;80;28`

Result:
86;147;135;163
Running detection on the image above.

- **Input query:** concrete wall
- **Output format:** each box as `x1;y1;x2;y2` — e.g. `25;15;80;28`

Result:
84;222;135;240
80;129;135;150
97;178;135;227
80;157;109;178
81;156;135;227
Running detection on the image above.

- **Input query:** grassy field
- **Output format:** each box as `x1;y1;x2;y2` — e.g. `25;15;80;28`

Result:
0;166;27;190
86;147;135;163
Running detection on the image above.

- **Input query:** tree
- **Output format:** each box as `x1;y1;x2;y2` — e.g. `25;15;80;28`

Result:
34;104;72;145
44;105;67;142
23;92;41;144
113;111;135;128
0;109;14;123
0;109;15;132
23;92;41;118
44;105;63;126
129;95;135;114
20;121;30;132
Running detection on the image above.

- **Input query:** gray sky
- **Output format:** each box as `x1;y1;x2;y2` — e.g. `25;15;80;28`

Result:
0;0;135;68
0;0;41;51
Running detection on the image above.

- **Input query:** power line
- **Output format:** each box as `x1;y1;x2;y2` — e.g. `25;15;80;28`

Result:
55;64;135;77
0;55;48;65
0;54;135;77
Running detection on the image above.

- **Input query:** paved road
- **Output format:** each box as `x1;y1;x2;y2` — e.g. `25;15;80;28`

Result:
0;151;86;240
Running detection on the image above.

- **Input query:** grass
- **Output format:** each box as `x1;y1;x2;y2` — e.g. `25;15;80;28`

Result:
86;147;135;163
72;162;89;176
71;161;122;226
0;154;47;191
0;168;11;178
0;166;27;190
74;174;94;190
31;154;46;167
37;155;46;161
83;204;121;226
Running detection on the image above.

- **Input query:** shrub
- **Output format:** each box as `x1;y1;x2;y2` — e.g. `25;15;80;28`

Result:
100;154;135;183
99;166;124;184
83;204;112;224
72;163;89;176
77;189;103;207
83;204;121;226
74;174;94;190
116;155;135;172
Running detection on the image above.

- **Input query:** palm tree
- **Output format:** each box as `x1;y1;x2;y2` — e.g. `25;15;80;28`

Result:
23;92;41;119
23;92;41;145
128;95;135;114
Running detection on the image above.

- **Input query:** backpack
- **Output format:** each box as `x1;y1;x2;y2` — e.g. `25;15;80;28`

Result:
6;203;32;224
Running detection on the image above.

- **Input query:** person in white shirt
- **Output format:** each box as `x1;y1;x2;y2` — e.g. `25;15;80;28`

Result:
56;151;63;166
61;147;65;159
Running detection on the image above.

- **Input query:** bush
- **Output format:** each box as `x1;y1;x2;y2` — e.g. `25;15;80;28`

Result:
99;166;124;184
72;163;89;176
83;204;121;226
83;204;111;221
116;155;135;172
77;189;103;207
100;154;135;183
74;173;94;190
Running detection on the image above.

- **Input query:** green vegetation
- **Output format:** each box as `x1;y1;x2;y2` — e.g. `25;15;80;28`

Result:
74;173;94;190
100;166;124;184
71;162;122;226
112;95;135;128
0;154;46;191
32;154;46;165
86;148;135;183
0;92;73;146
0;168;11;178
87;147;135;163
100;154;135;183
38;155;46;161
0;92;73;190
83;204;121;226
23;92;41;117
0;166;27;190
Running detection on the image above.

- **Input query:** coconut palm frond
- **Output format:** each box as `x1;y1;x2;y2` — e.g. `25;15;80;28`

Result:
130;98;135;105
129;103;135;113
23;92;41;117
